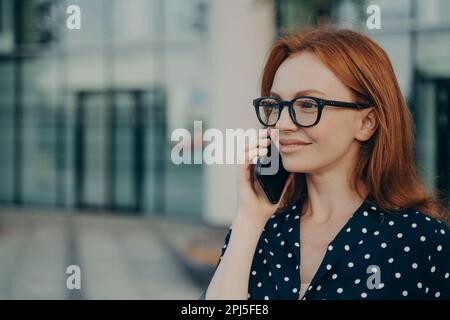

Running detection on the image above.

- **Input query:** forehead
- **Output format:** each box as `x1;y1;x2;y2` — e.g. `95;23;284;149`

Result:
271;51;345;99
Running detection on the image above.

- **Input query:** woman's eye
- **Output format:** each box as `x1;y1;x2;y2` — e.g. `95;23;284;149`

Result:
301;102;315;108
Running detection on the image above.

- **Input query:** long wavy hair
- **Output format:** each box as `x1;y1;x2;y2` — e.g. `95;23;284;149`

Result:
249;27;449;222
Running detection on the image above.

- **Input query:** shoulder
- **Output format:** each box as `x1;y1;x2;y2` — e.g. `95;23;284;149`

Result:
379;207;449;239
262;202;300;233
378;207;450;262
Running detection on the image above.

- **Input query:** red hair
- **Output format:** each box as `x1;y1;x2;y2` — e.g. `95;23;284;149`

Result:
250;27;449;222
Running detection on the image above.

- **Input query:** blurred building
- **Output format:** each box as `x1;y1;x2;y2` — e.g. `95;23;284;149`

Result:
0;0;274;225
0;0;448;227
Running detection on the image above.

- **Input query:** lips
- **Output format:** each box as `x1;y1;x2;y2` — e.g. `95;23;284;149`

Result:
278;138;312;154
279;139;312;146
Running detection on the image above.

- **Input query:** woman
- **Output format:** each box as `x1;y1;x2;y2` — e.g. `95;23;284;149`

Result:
203;28;450;300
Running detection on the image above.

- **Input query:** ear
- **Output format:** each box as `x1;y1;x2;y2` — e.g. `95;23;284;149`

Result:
355;107;377;142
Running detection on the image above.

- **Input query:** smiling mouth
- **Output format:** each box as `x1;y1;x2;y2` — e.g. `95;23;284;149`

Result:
278;140;312;153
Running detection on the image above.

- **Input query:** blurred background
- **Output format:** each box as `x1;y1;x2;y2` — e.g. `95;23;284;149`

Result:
0;0;449;299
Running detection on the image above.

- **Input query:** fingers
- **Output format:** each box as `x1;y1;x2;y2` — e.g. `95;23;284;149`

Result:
244;129;270;152
246;146;268;164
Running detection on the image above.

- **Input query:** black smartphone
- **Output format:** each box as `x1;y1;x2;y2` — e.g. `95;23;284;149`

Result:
254;139;290;204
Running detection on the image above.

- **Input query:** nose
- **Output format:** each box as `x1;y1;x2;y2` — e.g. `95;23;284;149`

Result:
275;104;297;131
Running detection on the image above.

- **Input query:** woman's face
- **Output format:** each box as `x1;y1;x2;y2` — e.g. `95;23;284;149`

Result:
270;51;374;174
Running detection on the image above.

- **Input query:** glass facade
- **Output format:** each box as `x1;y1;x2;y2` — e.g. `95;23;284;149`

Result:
0;0;209;218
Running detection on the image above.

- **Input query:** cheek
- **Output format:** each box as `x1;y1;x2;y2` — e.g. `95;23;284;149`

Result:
281;114;356;172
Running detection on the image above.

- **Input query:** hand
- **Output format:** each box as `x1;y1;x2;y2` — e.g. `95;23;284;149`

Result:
236;129;290;223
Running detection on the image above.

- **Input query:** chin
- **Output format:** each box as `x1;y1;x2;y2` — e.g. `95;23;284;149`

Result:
281;156;315;173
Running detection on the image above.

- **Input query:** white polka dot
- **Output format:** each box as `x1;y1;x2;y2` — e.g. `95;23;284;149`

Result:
388;258;394;263
362;228;367;233
435;292;441;298
371;267;378;273
412;263;418;269
264;296;269;300
361;292;367;298
284;276;289;282
316;285;321;291
257;282;262;287
440;229;446;235
276;232;281;237
252;271;257;275
378;283;385;289
371;206;377;210
288;227;293;233
326;264;332;270
344;245;350;251
397;233;403;238
355;279;361;284
404;246;410;252
437;245;443;252
381;242;387;248
363;211;368;216
388;221;394;226
425;287;429;293
273;223;277;228
337;288;343;294
292;288;298;293
395;272;401;278
403;214;408;218
275;285;278;291
270;214;276;219
292;205;297;210
417;282;422;289
295;242;300;247
430;266;436;273
286;214;290;219
276;264;281;269
280;241;285;246
364;254;370;259
247;293;251;298
445;273;449;279
295;265;299;270
258;249;262;254
263;259;267;264
402;290;408;296
425;217;431;221
328;245;333;251
264;238;268;243
308;286;313;291
294;215;299;220
332;274;338;279
411;223;417;228
346;227;351;232
269;251;274;256
374;231;380;236
287;253;293;258
268;271;272;277
348;262;354;268
358;240;364;245
420;236;426;242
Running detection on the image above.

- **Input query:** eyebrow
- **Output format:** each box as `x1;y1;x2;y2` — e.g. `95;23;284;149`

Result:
269;89;326;99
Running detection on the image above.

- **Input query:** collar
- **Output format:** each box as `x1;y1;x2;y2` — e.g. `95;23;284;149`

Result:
262;196;385;299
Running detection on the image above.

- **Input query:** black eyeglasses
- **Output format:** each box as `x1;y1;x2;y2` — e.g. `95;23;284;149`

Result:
253;96;371;127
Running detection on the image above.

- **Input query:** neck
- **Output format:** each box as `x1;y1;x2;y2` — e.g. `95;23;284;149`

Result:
301;171;368;224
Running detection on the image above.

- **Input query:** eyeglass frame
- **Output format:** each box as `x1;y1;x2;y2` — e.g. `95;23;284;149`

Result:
252;95;371;127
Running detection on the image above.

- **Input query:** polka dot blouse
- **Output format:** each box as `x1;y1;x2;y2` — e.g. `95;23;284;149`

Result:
204;196;450;300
